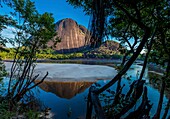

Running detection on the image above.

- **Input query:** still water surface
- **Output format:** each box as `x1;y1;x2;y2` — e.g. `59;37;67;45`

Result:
2;63;170;119
33;64;170;119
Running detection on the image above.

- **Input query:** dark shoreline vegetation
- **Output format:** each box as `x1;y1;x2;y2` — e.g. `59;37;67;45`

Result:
0;47;145;60
0;48;121;60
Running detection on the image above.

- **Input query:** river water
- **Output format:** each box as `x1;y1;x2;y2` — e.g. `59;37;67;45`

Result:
2;62;170;119
34;63;169;119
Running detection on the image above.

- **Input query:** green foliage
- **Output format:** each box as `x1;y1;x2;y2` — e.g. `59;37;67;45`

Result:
0;99;16;118
0;15;16;46
0;47;123;60
0;48;15;59
0;1;16;48
38;48;55;54
6;0;59;100
25;110;39;119
0;99;40;119
66;0;93;15
67;0;170;118
36;52;84;60
9;0;59;48
0;0;60;118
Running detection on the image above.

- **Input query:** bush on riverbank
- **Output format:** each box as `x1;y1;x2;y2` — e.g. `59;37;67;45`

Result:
0;97;40;119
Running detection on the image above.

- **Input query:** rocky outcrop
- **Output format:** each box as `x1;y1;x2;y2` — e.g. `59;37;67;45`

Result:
84;40;120;58
48;18;88;53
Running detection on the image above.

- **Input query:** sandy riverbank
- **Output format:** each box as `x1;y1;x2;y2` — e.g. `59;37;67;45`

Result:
4;62;117;82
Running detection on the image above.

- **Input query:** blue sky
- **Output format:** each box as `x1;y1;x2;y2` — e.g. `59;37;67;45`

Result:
32;0;90;27
0;0;90;27
0;0;90;47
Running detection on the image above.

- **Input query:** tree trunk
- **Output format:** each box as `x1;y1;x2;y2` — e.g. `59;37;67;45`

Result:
162;99;170;119
96;29;150;94
153;61;170;119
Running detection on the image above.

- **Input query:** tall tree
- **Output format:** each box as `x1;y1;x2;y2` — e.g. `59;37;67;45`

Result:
67;0;111;48
0;14;15;51
67;0;170;118
0;0;60;113
0;0;15;81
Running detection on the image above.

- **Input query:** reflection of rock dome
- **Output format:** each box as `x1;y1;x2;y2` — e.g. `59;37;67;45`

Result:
36;81;94;99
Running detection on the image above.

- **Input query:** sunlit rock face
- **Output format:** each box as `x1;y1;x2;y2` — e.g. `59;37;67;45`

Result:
48;18;88;53
36;81;94;99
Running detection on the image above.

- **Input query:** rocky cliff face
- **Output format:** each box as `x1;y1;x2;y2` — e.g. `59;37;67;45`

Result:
86;40;120;55
48;18;88;53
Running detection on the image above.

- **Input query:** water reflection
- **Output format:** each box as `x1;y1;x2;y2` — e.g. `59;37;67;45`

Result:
148;72;170;98
34;81;92;119
33;64;169;118
36;81;94;99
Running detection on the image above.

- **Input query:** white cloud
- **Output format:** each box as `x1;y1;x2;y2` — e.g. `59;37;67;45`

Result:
1;26;16;39
1;26;17;48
